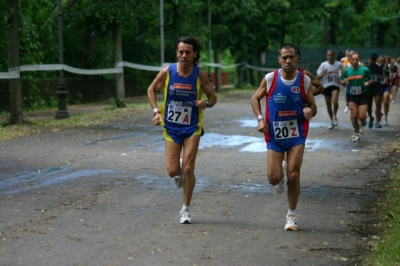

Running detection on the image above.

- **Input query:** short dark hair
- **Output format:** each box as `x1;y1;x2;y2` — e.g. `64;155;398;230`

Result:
279;43;298;55
327;49;335;55
176;36;202;65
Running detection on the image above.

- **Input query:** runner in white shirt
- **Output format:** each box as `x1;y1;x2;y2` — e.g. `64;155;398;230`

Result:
316;50;343;129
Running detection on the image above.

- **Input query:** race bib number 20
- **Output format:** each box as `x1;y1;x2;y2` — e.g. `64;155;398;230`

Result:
167;105;192;124
273;119;299;139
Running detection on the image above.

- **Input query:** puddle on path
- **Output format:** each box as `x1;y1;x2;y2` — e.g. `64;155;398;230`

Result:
238;117;354;130
234;118;349;152
0;167;114;195
200;133;344;153
82;118;348;153
199;133;262;150
0;166;70;190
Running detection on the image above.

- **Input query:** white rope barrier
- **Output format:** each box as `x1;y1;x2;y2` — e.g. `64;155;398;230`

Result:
0;61;273;79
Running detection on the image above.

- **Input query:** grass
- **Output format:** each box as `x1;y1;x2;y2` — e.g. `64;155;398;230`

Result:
0;102;148;141
364;164;400;265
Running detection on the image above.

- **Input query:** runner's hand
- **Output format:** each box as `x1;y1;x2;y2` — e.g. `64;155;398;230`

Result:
257;120;269;134
303;107;313;120
194;100;207;110
152;113;162;126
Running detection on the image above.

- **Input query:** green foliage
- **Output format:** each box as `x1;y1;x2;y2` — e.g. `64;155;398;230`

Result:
0;111;10;127
0;1;7;72
2;0;399;112
364;165;400;265
19;0;59;65
15;0;59;109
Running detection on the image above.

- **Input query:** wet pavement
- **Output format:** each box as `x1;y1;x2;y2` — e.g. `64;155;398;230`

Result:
0;90;399;265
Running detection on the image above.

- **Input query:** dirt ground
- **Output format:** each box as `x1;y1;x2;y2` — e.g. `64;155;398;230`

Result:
0;90;399;266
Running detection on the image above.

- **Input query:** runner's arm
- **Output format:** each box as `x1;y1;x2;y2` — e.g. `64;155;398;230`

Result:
147;67;168;109
315;64;327;81
147;67;168;125
304;69;324;96
304;81;317;119
196;70;217;109
251;77;269;134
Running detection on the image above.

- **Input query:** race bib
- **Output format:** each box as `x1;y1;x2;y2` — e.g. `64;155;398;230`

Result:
349;86;362;95
327;74;336;83
273;119;299;139
372;74;379;82
167;104;192;124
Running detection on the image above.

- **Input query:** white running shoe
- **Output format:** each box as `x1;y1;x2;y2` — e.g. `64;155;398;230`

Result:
352;134;361;142
383;118;388;126
179;209;192;224
274;161;286;194
328;121;334;129
174;158;183;189
333;117;338;126
351;131;356;139
344;106;349;113
285;214;298;231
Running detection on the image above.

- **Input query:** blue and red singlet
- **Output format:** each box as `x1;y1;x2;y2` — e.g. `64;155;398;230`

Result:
264;70;309;151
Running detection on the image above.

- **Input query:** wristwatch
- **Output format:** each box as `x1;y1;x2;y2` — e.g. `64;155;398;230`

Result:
205;100;210;107
153;108;161;117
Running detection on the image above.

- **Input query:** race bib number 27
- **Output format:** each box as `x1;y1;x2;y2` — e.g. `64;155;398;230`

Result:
273;119;299;139
167;105;192;124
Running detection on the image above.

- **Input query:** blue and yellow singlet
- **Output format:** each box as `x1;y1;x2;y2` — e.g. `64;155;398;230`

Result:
161;63;204;143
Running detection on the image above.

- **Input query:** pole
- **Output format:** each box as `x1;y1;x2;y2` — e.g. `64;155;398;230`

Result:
208;0;212;83
55;0;69;119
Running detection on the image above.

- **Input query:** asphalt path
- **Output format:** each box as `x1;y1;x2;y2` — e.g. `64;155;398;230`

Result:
0;90;399;266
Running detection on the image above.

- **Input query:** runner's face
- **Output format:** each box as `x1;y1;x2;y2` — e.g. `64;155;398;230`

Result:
327;51;334;63
350;54;359;68
278;48;298;74
176;43;197;69
369;58;376;65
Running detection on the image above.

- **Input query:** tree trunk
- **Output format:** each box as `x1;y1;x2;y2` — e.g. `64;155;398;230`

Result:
113;22;125;107
7;0;23;124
